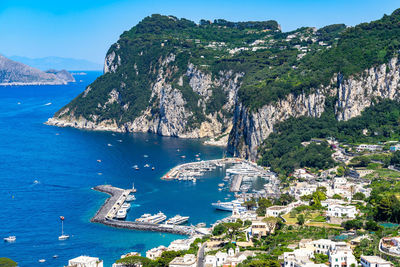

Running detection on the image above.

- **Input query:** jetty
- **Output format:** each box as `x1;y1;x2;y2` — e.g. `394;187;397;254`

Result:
230;175;243;192
91;185;193;235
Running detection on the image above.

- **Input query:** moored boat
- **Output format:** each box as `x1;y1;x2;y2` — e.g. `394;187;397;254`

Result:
165;215;189;225
116;208;127;219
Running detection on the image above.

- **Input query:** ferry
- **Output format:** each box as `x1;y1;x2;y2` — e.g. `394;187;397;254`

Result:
4;236;16;242
211;199;246;212
116;208;127;219
121;203;131;210
136;212;166;224
126;194;136;202
165;215;189;225
136;213;151;222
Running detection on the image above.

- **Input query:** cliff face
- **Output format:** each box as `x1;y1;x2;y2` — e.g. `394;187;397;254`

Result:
228;57;400;160
48;53;242;143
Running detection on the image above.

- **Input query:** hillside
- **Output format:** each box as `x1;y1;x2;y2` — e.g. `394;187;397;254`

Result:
0;55;75;85
49;9;400;162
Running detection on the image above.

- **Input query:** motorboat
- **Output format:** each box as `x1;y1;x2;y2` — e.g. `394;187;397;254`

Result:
4;236;16;242
144;164;150;168
121;203;131;210
39;259;46;263
116;208;127;220
126;194;136;202
136;212;166;224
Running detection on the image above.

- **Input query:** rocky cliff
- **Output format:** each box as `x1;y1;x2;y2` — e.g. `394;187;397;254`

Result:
228;57;400;160
48;11;400;160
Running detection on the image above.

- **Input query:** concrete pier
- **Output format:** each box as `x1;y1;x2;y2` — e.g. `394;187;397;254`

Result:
230;175;243;192
91;185;193;235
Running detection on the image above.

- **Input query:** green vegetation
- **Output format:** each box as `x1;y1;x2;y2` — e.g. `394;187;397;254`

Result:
259;100;400;174
57;9;400;131
0;258;17;267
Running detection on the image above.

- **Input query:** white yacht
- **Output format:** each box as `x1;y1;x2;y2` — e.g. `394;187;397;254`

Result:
4;236;16;242
116;208;127;219
165;215;189;225
211;199;246;212
136;212;166;224
121;203;131;210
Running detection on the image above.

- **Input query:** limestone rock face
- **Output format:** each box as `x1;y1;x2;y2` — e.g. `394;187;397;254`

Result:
48;55;400;157
48;54;243;143
227;57;400;160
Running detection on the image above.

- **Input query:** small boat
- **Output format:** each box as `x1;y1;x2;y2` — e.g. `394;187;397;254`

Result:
197;222;206;228
144;155;149;158
53;255;58;259
4;236;16;242
181;155;186;159
121;203;131;210
58;216;70;240
98;172;102;175
112;133;116;136
116;208;127;219
177;149;180;152
97;159;101;163
196;157;201;161
133;165;139;170
195;154;199;157
39;259;46;263
55;133;60;135
192;178;197;183
44;102;52;106
126;194;136;202
117;139;123;142
218;188;223;191
33;180;40;184
144;164;150;168
218;183;225;187
107;143;112;147
152;167;155;170
17;102;21;105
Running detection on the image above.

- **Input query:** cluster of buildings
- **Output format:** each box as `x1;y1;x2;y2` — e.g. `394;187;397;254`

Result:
284;239;392;267
381;237;400;256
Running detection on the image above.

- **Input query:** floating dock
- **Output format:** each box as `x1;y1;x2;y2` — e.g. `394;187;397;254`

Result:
90;185;193;235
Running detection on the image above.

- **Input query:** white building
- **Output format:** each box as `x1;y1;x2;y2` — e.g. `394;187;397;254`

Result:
327;204;357;219
357;144;383;152
311;239;335;255
284;248;327;267
360;256;393;267
251;221;270;237
169;254;197;267
329;242;357;267
168;238;195;251
266;205;289;217
67;256;103;267
146;245;167;260
205;248;255;267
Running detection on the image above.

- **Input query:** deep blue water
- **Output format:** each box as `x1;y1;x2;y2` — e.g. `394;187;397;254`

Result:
0;72;229;266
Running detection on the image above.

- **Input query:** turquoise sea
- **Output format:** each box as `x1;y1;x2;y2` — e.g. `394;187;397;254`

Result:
0;72;230;266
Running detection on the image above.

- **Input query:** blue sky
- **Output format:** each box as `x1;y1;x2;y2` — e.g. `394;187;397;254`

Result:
0;0;399;63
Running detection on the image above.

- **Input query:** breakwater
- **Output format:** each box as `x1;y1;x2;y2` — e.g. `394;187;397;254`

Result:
91;185;193;235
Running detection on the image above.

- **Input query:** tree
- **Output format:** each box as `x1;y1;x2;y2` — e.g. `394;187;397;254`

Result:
212;223;227;236
115;256;152;267
352;192;365;200
336;166;345;177
257;198;273;216
297;214;305;225
391;150;400;167
244;199;257;210
332;194;342;200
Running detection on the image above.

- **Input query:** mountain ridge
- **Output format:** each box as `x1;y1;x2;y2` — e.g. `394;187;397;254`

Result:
48;9;400;161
